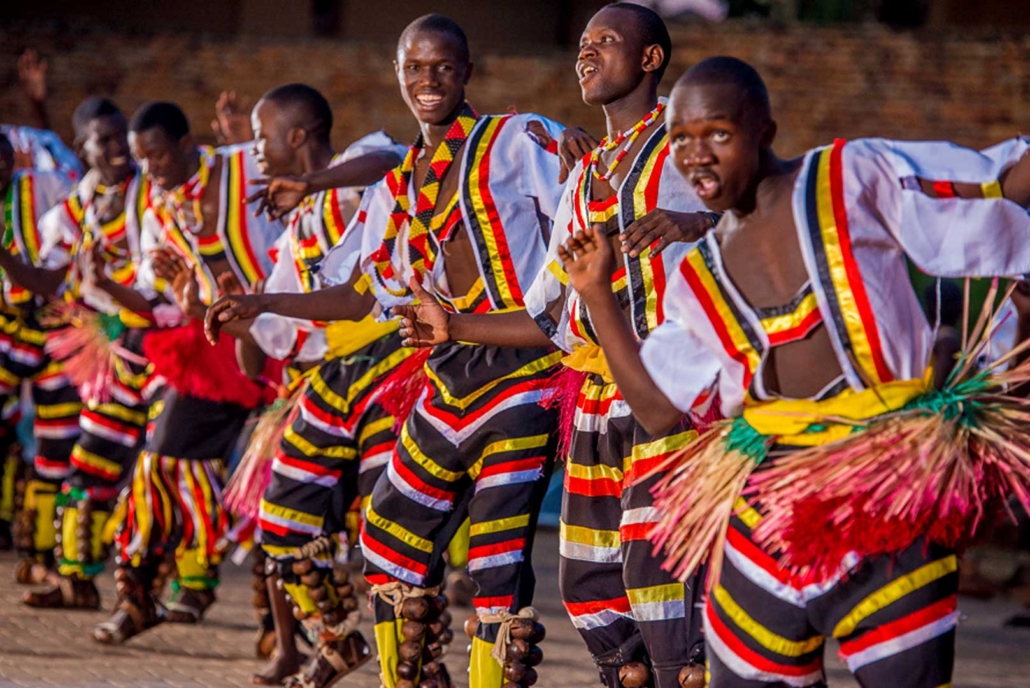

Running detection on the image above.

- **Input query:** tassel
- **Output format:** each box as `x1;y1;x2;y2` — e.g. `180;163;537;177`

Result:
376;347;431;431
539;365;588;463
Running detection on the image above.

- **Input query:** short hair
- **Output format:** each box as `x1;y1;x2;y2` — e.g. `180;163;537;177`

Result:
677;56;772;124
398;14;470;64
260;83;333;145
129;101;190;141
924;280;964;329
607;2;672;83
72;97;123;141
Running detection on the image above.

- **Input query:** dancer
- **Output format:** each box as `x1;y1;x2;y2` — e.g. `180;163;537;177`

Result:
207;14;568;687
561;56;1030;688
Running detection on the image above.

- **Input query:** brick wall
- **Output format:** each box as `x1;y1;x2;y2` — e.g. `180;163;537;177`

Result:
2;21;1028;157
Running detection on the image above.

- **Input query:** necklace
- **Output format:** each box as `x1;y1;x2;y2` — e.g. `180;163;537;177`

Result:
590;102;665;182
165;147;214;234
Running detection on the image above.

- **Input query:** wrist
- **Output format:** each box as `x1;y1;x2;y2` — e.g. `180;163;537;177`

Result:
577;282;615;307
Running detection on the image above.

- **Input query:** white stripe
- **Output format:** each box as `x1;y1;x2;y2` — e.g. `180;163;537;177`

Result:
843;611;958;672
34;463;71;480
10;348;43;366
468;550;523;572
35;425;81;440
359;534;422;586
573;397;632;433
110;385;143;407
723;539;806;608
258;509;322;536
567;607;633;631
621;506;659;526
630;598;686;622
559;539;622;564
80;416;138;447
271;458;338;487
34;375;72;391
359;449;391;475
417;389;546;446
386;459;452;511
475;604;512;616
704;605;824;687
300;402;357;439
474;468;542;493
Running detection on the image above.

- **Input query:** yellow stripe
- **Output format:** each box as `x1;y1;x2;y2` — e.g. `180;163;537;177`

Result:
468;433;549;480
87;401;146;426
546;260;569;286
447;277;485;312
259;498;324;528
20;175;40;263
180;467;208;562
832;555;958;638
322;189;346;246
400;424;463;482
632;132;668;220
424;349;562;411
814;147;884;384
283;425;357;459
980;180;1003;199
365;504;432;553
760;292;820;335
466;117;518;309
310;346;410;413
560;521;620;549
627;582;685;605
225;151;260;285
713;585;824;657
35;401;83;419
625;430;697;472
72;446;121;477
587;201;619;224
732;497;763;529
687;250;761;376
358;415;396;449
566;461;623;483
469;514;530;537
0;367;19;389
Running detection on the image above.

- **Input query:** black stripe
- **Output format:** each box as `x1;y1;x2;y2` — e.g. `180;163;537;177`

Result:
461;115;509;310
697;240;764;358
752;283;813;320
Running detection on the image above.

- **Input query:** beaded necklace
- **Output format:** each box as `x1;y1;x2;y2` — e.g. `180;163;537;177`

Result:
165;147;215;235
590;102;665;182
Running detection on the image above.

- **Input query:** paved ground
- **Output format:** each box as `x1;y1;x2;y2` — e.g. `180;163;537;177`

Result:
2;530;1030;687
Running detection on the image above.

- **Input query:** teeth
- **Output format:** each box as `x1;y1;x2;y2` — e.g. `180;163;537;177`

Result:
416;94;443;105
110;157;127;165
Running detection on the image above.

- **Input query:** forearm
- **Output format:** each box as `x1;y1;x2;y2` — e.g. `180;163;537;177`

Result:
261;285;373;323
303;150;401;193
97;281;155;314
448;310;554;348
0;254;63;296
235;339;267;381
582;290;684;435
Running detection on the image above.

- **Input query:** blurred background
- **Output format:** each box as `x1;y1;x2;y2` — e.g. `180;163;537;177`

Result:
2;0;1029;158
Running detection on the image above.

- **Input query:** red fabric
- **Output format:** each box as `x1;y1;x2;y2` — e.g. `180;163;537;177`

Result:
377;347;431;431
143;320;276;409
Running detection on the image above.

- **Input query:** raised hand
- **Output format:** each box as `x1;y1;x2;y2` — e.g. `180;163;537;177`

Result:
210;91;253;146
556;126;599;184
18;50;47;104
394;277;451;348
216;270;245;297
205;293;267;344
557;224;616;300
152;249;204;318
619;209;715;258
245;177;310;221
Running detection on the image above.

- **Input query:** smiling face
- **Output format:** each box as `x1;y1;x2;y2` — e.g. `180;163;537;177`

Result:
82;114;132;184
251;99;298;178
666;81;773;212
395;29;472;127
129;127;194;191
576;6;661;107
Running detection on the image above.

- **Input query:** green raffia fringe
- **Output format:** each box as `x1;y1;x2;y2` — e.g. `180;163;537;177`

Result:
55;486;90;507
98;312;127;342
171;575;221;592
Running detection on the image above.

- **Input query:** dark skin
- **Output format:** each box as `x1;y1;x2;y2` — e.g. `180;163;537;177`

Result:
0;114;135;297
564;76;1030;435
393;7;711;349
206;28;481;341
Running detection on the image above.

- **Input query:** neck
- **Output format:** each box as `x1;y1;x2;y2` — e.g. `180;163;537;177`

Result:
737;150;790;215
98;167;133;189
298;143;336;176
178;147;202;189
419;99;466;150
602;81;659;138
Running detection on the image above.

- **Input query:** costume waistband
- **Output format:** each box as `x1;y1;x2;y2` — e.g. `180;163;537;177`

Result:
325;315;399;360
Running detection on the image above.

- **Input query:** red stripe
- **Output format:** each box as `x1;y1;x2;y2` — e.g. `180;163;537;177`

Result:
327;189;348;245
564;473;622;498
81;409;141;438
707;598;822;677
258;518;292;537
652;249;667;325
545;139;558;155
477;456;544;479
275;452;343;479
361;440;396;461
725;524;793;586
619;522;653;542
70;453;119;480
189;462;216;557
468;538;525;560
643;142;669;211
765;307;823;347
390;453;454;503
420;376;550;428
623;455;669;484
234;150;263;282
931;180;957;198
474;117;524;305
838;595;957;656
361;528;429;576
474;594;514;610
565;595;632;616
679;258;754;388
828;139;893;383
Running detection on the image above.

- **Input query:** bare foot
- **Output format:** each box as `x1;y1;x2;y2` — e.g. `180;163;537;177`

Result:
252;651;303;686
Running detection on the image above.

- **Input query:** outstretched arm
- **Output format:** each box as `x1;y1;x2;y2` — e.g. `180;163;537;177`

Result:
394;278;553;349
18;50;50;131
559;224;684;435
0;248;64;296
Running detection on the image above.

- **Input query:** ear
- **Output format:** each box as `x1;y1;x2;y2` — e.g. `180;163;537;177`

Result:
287;126;308;150
463;61;474;86
641;44;664;75
394;59;402;81
178;133;195;155
760;119;777;150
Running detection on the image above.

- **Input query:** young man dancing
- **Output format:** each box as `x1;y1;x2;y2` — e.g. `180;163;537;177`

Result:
561;56;1030;688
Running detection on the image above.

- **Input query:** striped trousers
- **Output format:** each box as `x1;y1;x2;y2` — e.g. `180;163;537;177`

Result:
361;342;560;688
559;374;704;687
259;334;412;564
708;496;957;687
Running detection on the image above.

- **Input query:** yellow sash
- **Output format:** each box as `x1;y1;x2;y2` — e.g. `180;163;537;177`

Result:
561;344;612;383
325;315;399;360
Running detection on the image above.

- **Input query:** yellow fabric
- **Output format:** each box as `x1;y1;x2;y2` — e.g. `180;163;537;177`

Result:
626;583;685;605
981;180;1003;199
832;554;958;638
733;497;763;529
25;481;58;552
283;579;337;615
469;635;506;688
713;584;824;657
57;508;108;577
325;316;399;360
448;518;471;568
374;618;406;688
0;452;17;522
561;345;612;383
102;494;128;545
118;309;152;329
468;434;550;480
176;546;216;589
470;514;527;538
560;521;620;549
741;373;930;446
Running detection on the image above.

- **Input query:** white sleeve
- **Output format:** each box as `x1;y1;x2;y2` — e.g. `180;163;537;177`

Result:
851;137;1030;278
515;114;565;221
249;314;299;360
133;207;166;301
639;264;722;413
37;204;76;271
524;179;576;350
